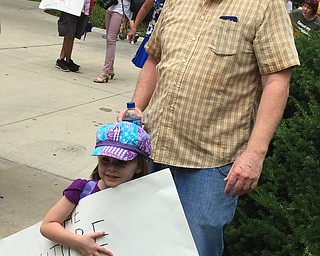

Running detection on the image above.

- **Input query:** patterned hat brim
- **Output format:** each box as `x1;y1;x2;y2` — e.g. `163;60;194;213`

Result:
91;146;138;161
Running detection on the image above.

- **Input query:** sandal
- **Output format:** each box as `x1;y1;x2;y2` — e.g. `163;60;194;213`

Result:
108;72;115;80
93;72;109;83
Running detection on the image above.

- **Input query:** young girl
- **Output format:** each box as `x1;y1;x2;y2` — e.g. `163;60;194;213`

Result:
40;121;152;256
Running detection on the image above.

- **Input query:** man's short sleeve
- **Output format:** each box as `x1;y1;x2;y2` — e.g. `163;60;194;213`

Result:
254;0;300;74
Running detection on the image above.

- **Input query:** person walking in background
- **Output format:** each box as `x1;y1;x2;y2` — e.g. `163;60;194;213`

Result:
117;0;300;255
40;122;152;256
129;0;148;44
286;0;293;13
94;0;132;83
55;0;95;72
129;0;165;68
290;0;320;36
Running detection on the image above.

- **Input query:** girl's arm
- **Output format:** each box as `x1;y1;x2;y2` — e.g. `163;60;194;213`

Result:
40;196;113;256
128;0;154;42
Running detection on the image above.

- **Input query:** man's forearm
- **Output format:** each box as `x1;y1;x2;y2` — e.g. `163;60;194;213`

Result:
132;55;159;111
246;68;292;156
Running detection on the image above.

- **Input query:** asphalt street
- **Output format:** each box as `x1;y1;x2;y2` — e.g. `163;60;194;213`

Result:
0;0;142;238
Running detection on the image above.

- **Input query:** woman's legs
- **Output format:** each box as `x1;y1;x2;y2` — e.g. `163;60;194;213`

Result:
103;11;123;73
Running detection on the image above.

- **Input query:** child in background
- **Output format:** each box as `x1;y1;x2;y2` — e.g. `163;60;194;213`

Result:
40;122;152;256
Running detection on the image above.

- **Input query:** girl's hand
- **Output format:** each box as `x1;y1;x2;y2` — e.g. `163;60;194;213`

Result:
128;27;137;42
75;231;113;256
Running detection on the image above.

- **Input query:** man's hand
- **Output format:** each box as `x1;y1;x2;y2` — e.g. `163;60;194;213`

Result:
116;106;144;124
224;150;264;197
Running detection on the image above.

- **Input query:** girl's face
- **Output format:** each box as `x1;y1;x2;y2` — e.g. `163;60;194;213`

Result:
97;156;140;188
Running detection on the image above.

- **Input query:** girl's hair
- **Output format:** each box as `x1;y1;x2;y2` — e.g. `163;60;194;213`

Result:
90;155;149;180
90;165;100;180
303;0;319;15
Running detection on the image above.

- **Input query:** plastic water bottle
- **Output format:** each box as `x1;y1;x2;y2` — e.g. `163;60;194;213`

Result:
122;102;142;127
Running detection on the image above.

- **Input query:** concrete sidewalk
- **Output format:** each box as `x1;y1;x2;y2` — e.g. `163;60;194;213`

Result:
0;0;141;238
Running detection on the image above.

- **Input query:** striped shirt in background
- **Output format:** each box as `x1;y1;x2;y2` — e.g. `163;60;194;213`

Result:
82;0;95;16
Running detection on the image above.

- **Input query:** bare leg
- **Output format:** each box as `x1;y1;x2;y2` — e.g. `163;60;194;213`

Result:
59;36;75;61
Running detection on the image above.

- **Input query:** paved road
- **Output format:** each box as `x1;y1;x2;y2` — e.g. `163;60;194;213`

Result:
0;0;141;238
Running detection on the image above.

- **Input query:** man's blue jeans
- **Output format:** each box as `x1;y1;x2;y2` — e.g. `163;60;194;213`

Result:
150;162;238;256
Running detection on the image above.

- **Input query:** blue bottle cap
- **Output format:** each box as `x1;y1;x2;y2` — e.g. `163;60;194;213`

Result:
127;102;135;108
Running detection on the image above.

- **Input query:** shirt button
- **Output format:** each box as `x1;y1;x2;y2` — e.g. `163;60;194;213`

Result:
200;16;205;20
182;59;186;63
192;37;196;41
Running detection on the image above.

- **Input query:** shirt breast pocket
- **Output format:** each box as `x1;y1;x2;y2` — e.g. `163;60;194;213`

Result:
209;20;241;56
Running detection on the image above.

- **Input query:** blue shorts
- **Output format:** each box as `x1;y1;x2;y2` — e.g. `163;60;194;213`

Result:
132;34;150;68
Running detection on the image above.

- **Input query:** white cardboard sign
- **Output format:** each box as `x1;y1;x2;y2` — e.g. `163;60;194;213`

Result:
0;169;199;256
39;0;85;17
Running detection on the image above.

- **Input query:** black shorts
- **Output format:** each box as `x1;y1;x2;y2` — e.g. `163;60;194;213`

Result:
58;12;89;40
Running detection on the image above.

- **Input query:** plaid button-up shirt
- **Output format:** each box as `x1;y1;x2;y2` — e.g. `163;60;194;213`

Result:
144;0;300;168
